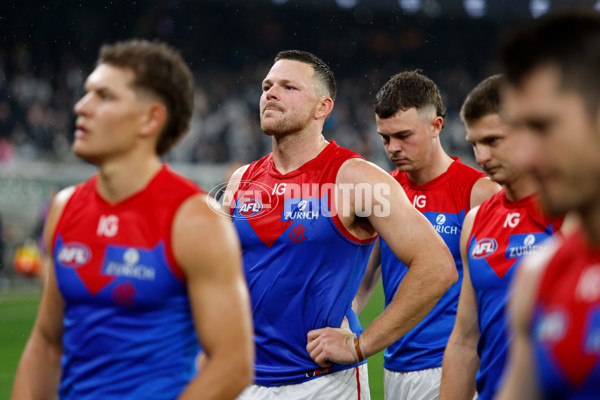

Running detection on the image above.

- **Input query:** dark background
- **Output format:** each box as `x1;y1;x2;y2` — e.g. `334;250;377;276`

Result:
1;0;597;168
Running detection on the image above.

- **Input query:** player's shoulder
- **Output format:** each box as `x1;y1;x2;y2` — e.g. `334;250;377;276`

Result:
336;157;395;186
173;193;231;238
229;164;251;184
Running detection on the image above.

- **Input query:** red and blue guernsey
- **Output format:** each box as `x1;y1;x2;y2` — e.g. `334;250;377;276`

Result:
53;165;201;399
232;141;376;386
468;189;562;399
380;158;485;371
532;229;600;399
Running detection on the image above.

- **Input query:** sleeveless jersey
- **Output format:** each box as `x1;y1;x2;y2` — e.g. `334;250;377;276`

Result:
468;189;561;400
532;229;600;399
380;158;486;371
232;141;376;386
53;165;202;399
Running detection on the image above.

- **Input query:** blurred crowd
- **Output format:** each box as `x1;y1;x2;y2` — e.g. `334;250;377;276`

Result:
0;46;480;169
0;1;510;169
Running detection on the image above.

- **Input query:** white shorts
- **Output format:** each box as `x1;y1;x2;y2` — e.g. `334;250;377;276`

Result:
384;367;441;400
237;364;370;400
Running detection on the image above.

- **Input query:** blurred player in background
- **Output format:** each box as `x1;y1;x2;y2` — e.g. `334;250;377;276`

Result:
498;9;600;399
11;39;253;400
353;70;499;400
439;74;563;400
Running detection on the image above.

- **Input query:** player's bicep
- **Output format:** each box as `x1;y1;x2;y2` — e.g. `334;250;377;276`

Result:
172;195;252;358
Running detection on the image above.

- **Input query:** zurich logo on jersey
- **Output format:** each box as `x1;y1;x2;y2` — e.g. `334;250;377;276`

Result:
237;199;263;217
57;242;91;267
471;238;497;258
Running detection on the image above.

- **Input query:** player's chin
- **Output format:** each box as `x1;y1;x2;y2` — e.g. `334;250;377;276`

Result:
260;125;288;136
72;145;100;164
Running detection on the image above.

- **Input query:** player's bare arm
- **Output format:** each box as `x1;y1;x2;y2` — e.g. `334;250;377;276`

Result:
439;206;481;400
470;177;501;209
496;241;559;400
352;239;382;315
11;187;75;400
173;194;253;400
307;158;456;365
221;165;250;215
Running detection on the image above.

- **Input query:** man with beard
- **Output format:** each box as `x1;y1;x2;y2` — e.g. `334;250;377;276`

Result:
224;50;456;399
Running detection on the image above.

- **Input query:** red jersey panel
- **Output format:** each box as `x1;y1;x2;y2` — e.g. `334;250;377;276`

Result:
533;229;600;398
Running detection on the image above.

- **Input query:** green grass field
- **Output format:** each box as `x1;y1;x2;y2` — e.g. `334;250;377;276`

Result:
0;282;386;399
0;287;41;399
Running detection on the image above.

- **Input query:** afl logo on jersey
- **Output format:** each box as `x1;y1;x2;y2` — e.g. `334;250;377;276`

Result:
238;199;263;217
57;242;91;267
471;238;498;258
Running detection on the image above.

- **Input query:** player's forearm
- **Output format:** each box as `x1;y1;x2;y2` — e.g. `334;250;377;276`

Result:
360;255;455;356
439;340;479;400
11;334;62;400
178;354;253;400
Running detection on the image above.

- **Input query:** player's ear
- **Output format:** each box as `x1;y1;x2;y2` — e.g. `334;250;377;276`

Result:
315;96;334;121
431;116;444;138
140;102;167;138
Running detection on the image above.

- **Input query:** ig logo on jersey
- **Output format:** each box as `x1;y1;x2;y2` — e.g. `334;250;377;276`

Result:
471;238;498;258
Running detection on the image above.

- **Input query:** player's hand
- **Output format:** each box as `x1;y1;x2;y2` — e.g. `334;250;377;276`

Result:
306;327;357;367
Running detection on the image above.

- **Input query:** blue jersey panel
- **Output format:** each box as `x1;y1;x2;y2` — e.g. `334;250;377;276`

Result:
235;193;374;386
380;209;464;371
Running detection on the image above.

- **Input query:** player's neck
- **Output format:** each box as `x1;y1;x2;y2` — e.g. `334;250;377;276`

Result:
271;130;329;174
503;173;537;202
96;154;162;204
406;148;453;185
579;201;600;246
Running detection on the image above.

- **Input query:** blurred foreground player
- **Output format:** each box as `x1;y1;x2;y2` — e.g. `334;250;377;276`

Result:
224;50;456;399
11;39;253;400
440;74;562;400
498;9;600;400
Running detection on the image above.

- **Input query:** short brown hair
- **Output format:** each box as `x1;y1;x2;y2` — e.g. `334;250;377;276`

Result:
274;50;337;102
374;70;447;127
98;39;193;155
460;74;504;125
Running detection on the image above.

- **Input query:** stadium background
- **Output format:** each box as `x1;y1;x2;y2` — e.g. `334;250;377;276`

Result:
0;0;596;397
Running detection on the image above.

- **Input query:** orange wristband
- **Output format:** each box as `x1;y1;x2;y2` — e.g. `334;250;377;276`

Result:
354;336;365;362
